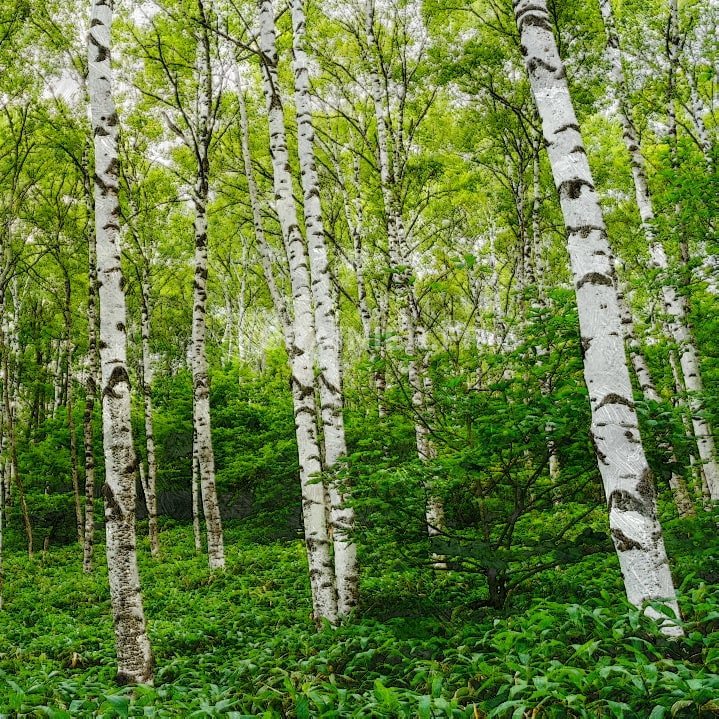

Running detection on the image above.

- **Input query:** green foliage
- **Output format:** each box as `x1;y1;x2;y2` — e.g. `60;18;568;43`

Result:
1;513;718;717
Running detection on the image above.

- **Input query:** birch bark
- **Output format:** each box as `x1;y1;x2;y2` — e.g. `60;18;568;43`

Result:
139;270;159;557
599;0;719;501
515;0;682;632
88;0;154;682
290;0;358;616
61;272;84;544
190;7;225;570
83;177;99;574
258;0;338;623
192;441;202;553
617;284;694;517
364;0;444;545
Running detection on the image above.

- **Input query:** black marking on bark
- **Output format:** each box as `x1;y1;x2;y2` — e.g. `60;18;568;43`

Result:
611;527;642;551
567;224;605;238
527;56;559;76
576;272;613;289
636;467;656;506
591;434;609;465
517;11;552;33
558;178;594;199
608;486;648;514
596;392;633;410
104;365;130;398
102;481;123;520
556;122;580;134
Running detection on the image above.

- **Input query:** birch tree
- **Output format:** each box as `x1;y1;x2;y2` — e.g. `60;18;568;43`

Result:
256;0;338;623
135;0;226;568
599;0;719;501
289;0;358;616
514;0;682;632
87;0;154;682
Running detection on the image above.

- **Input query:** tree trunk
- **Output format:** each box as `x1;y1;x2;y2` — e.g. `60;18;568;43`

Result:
139;272;160;557
191;16;225;571
83;180;99;574
192;445;202;553
617;285;694;517
365;0;444;545
290;0;358;616
258;0;338;624
88;0;154;683
62;273;84;544
600;0;719;501
0;304;32;556
515;0;682;633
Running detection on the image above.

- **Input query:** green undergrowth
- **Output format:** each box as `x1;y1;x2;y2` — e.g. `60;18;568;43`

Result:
0;512;718;718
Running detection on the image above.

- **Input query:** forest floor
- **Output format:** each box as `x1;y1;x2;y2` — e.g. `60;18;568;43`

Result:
0;511;718;718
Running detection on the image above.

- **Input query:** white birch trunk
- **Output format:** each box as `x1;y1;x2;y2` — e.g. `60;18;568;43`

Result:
600;0;719;501
1;297;32;556
258;0;338;624
191;20;225;571
87;0;154;682
365;0;444;544
192;442;202;553
290;0;358;616
617;286;694;517
62;275;84;544
83;184;99;574
686;70;713;173
234;64;294;342
515;0;682;632
140;272;160;557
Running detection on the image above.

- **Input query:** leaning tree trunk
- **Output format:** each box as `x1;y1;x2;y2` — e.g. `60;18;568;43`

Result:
600;0;719;500
191;18;225;571
290;0;358;616
514;0;682;633
87;0;154;683
258;0;338;624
